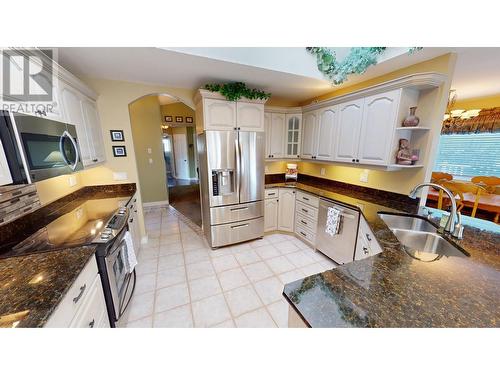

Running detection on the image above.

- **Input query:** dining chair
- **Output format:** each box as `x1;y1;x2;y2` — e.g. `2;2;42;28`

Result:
442;180;487;218
431;172;453;209
471;176;500;194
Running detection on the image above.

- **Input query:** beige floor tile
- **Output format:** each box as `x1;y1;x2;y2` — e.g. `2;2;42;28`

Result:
265;256;295;274
224;284;263;317
135;257;159;275
189;275;222;302
153;304;193;328
160;234;181;245
320;259;337;270
186;260;215;280
217;268;250;291
126;315;153;328
135;272;157;295
147;238;160;247
161;226;180;236
265;233;289;244
274;240;300;255
184;249;210;265
138;247;159;260
248;237;272;248
235;307;277;328
278;269;305;285
156;266;186;289
300;262;325;277
183;239;207;251
287;236;313;250
211;319;235;328
254;277;284;305
308;249;330;262
242;261;274;283
147;230;161;239
226;243;253;253
209;248;232;258
158;253;185;271
192;294;231;327
285;251;316;268
267;299;289;328
159;242;183;256
127;291;155;322
212;254;239;273
234;249;261;266
254;244;281;260
155;283;190;313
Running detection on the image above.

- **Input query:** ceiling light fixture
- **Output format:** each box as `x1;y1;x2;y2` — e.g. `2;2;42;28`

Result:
444;90;481;121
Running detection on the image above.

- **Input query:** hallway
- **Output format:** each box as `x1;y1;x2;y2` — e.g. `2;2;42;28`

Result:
168;180;202;227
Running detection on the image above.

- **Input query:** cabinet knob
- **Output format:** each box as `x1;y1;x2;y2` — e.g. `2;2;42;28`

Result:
352;159;355;162
92;158;98;162
89;319;95;328
356;159;359;163
363;247;369;255
366;233;372;241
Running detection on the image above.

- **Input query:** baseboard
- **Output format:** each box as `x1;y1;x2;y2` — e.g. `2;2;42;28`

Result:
142;200;169;208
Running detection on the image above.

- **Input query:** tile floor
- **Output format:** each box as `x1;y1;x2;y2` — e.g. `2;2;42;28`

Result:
119;207;336;328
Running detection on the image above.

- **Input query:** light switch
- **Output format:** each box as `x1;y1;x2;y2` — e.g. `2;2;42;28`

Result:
320;168;326;176
149;158;153;164
265;166;269;173
113;172;128;181
68;175;77;187
147;148;152;154
360;169;369;183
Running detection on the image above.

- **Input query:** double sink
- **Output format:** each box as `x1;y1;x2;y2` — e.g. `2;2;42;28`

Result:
378;213;469;262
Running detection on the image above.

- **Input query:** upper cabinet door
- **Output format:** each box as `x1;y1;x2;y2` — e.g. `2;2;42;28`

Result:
60;84;93;166
334;99;364;163
300;111;318;159
264;112;272;158
316;106;338;161
357;90;400;165
203;98;237;131
269;113;286;158
81;98;106;164
237;102;264;131
284;114;301;158
0;139;13;186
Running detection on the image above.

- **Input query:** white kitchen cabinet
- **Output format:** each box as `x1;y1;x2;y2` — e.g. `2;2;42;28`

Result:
278;188;295;232
203;98;237;131
316;106;338;161
357;90;400;165
300;111;318;159
284;114;301;158
267;113;286;158
334;98;364;163
355;215;382;260
0;139;13;186
59;82;106;167
69;276;109;328
264;197;279;232
237;101;264;131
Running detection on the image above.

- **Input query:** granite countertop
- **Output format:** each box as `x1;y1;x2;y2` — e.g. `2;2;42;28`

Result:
0;183;136;328
269;181;500;327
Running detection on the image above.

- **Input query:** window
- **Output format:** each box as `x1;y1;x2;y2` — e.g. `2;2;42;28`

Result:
434;133;500;178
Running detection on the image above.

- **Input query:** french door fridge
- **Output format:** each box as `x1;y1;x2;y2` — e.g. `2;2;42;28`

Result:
198;130;265;248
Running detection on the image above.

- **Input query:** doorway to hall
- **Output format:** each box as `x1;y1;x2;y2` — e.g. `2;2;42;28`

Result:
160;100;201;227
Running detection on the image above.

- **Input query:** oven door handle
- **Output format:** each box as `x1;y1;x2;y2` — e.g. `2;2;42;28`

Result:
59;130;79;171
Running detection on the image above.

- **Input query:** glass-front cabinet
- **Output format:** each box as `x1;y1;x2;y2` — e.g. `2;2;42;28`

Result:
284;114;302;158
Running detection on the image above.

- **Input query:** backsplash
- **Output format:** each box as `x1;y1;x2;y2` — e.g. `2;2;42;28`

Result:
0;184;40;226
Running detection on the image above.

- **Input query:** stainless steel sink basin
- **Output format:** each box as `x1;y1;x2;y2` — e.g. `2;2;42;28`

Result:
378;213;469;261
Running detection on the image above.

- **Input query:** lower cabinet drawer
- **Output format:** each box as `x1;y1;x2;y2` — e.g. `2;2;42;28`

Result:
45;257;99;328
295;201;318;221
265;189;279;199
211;217;264;247
70;275;109;328
210;201;263;225
295;212;317;232
296;191;319;208
295;223;316;245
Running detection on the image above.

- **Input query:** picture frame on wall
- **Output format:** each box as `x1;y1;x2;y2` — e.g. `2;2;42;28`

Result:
112;146;127;157
175;116;183;123
110;130;125;142
164;115;173;122
186;116;193;123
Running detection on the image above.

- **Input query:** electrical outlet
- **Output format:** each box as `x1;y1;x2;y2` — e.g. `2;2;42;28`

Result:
360;169;369;183
113;172;128;181
147;147;152;154
68;175;77;187
75;207;83;220
149;158;153;164
265;166;269;173
320;168;326;176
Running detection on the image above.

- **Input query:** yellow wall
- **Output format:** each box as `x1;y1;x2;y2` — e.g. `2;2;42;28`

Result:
265;161;288;174
161;102;195;125
129;95;168;204
453;94;500;110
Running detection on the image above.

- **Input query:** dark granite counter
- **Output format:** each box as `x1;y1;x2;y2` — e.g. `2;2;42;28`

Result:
270;180;500;327
0;183;136;328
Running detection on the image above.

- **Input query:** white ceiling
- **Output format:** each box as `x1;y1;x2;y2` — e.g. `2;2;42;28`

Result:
55;47;500;104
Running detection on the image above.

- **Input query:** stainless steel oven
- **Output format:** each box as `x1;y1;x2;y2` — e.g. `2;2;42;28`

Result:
0;111;83;184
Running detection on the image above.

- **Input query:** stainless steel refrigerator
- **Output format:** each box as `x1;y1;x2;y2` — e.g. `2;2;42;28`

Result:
198;130;265;248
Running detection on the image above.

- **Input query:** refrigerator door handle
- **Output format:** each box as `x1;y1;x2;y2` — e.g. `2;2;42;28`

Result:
235;136;241;199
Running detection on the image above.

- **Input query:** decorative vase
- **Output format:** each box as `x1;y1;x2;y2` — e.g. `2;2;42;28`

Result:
402;107;420;127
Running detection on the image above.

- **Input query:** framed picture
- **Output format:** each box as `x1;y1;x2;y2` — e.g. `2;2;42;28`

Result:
164;115;173;122
186;116;193;123
110;130;124;142
112;146;127;157
175;116;183;123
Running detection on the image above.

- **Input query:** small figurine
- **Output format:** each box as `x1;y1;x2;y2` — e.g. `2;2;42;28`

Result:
396;139;413;165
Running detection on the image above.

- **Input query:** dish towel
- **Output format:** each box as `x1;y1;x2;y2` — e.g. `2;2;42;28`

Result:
325;207;341;236
123;231;138;273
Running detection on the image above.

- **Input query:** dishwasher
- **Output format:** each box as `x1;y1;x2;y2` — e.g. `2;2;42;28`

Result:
316;198;360;264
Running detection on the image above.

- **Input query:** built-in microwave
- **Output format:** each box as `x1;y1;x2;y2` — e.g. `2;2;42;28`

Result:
0;111;83;184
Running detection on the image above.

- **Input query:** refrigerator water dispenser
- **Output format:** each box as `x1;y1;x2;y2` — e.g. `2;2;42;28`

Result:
211;169;235;196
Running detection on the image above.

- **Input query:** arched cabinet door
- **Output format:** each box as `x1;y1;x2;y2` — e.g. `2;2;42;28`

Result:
203;98;236;131
316;106;338;161
300;111;318;159
357;90;400;165
237;102;264;131
334;99;364;163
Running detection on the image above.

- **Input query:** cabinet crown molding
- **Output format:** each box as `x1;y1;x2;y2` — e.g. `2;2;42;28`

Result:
194;89;268;105
264;106;302;114
301;72;447;112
